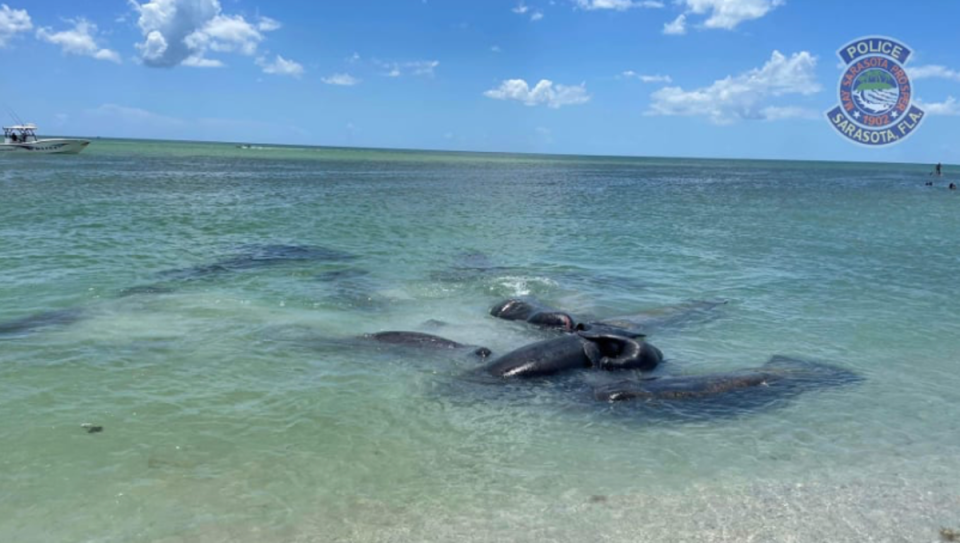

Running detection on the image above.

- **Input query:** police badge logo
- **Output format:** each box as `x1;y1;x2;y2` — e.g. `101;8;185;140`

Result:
827;36;924;146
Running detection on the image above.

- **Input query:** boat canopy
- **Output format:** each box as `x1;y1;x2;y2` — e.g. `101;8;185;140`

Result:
4;124;38;132
3;124;39;143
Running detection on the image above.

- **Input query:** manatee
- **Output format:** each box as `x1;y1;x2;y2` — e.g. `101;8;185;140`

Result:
594;356;862;415
477;329;662;380
577;324;663;372
596;299;728;335
117;284;176;297
0;308;85;338
365;331;492;359
478;334;598;379
314;268;370;282
159;244;357;281
490;298;576;332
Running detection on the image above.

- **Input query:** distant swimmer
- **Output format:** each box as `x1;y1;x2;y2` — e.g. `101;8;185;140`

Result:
936;162;943;176
950;182;957;190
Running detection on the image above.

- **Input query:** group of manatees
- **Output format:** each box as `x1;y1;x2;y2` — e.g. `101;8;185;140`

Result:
0;244;367;338
0;243;863;419
366;297;863;415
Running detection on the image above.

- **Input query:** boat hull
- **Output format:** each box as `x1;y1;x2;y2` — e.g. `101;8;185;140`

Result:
0;138;91;154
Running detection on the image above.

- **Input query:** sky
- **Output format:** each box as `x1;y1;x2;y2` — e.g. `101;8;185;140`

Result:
1;0;959;163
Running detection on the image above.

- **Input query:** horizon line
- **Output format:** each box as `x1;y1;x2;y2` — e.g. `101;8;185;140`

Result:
49;133;949;169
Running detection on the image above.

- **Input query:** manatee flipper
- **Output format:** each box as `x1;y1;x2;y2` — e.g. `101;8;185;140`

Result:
582;339;602;367
760;356;864;388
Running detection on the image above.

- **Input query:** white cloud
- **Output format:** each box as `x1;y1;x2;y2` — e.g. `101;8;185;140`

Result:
484;79;590;108
182;55;222;67
377;59;439;78
257;17;280;32
256;54;304;78
513;2;544;21
36;18;121;63
917;97;959;116
663;14;686;35
908;65;960;82
322;73;360;86
131;0;280;68
0;3;31;47
675;0;782;31
575;0;664;10
621;71;672;83
647;50;820;124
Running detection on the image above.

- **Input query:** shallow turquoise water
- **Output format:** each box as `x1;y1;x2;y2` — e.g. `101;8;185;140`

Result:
2;141;959;542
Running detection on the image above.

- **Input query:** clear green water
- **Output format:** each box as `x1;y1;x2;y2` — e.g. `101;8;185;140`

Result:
2;140;959;542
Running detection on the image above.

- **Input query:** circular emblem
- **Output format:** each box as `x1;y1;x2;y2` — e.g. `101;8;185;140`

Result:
826;37;925;147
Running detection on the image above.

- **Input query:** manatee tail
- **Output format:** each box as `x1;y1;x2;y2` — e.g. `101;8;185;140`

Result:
761;356;864;388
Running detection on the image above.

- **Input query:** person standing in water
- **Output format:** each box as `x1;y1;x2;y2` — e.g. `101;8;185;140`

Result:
935;163;943;176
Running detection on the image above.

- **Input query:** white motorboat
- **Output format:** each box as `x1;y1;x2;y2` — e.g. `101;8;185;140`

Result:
1;124;90;154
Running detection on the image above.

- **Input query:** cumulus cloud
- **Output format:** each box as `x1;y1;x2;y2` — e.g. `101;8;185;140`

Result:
36;18;120;63
621;71;672;83
256;54;304;78
917;97;959;116
512;2;544;21
908;65;960;82
257;17;280;32
647;50;819;124
575;0;664;10
484;79;590;108
0;3;31;47
673;0;782;31
663;14;687;35
322;73;360;86
130;0;281;68
378;59;439;78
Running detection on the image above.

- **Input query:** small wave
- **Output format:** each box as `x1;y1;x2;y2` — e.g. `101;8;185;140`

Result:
490;275;559;297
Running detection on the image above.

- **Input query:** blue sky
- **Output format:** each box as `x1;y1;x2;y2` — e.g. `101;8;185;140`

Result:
1;0;959;163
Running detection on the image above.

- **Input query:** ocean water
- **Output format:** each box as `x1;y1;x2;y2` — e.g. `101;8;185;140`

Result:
2;140;959;542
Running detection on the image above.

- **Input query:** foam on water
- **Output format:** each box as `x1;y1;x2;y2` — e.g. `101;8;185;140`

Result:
2;141;960;542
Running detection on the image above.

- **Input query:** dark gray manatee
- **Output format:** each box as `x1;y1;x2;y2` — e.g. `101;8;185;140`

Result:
159;244;357;281
478;329;663;379
490;298;576;332
364;331;492;359
577;324;663;372
597;299;728;335
0;308;86;338
594;356;862;416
